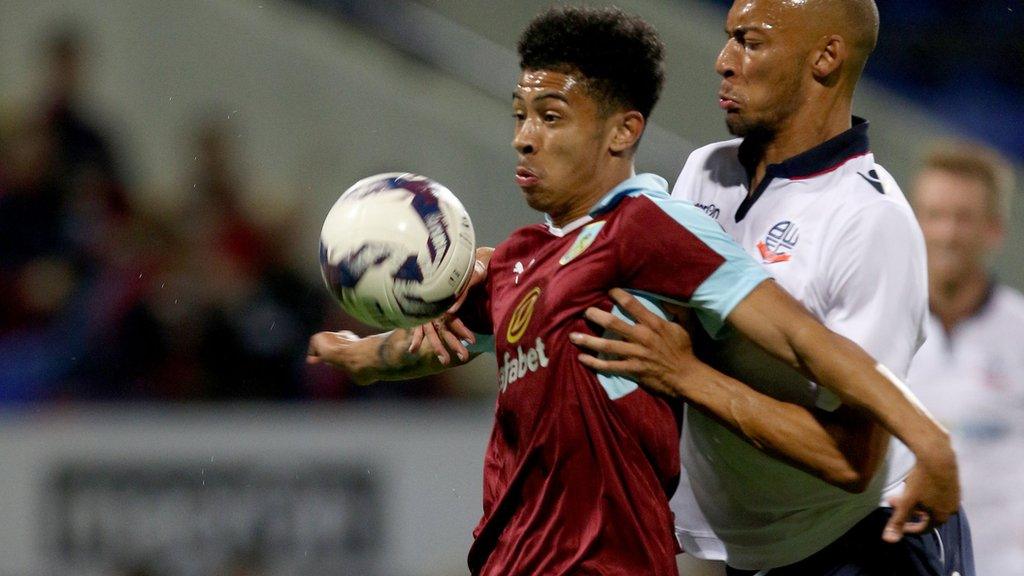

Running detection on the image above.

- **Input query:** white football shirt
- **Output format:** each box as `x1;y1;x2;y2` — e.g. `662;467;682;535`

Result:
670;119;928;569
907;283;1024;575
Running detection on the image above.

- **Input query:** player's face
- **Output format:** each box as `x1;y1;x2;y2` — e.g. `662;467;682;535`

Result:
716;0;809;137
914;169;1003;285
512;69;616;226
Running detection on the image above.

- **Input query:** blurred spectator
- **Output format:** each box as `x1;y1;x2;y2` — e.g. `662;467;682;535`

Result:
41;25;129;211
178;116;327;400
906;140;1024;574
0;25;129;401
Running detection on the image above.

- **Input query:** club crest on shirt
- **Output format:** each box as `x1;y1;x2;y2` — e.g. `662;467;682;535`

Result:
756;220;799;264
559;221;605;265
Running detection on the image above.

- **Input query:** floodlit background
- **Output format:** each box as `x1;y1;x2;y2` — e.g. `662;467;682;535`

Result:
0;1;1021;575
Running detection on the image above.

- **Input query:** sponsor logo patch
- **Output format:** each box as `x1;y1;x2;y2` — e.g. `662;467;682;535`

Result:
695;202;721;219
498;337;550;392
506;287;541;344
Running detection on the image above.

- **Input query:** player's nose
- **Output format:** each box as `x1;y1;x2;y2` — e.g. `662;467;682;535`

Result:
513;123;538;155
716;42;737;78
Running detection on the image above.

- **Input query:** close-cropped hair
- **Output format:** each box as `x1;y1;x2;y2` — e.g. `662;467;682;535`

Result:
517;6;665;119
921;139;1017;220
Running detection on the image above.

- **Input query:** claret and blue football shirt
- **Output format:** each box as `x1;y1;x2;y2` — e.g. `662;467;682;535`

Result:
458;173;768;576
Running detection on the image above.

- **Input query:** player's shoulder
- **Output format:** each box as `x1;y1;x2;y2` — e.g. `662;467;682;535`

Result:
614;183;714;220
682;138;744;172
674;139;746;200
829;161;917;226
612;193;731;255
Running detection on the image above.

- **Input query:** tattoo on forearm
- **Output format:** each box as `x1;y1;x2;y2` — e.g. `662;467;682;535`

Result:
377;330;420;370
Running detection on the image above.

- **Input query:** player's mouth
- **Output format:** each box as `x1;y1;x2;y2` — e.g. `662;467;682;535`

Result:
718;93;741;111
515;166;540;188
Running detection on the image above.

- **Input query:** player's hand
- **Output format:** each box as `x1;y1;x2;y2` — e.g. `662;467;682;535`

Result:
306;330;377;385
569;288;699;398
410;247;494;365
882;449;960;542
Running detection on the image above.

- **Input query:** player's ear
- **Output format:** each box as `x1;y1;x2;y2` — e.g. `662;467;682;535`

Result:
811;35;845;80
609;111;645;154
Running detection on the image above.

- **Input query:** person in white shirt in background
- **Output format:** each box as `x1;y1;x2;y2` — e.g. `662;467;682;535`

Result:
907;140;1024;576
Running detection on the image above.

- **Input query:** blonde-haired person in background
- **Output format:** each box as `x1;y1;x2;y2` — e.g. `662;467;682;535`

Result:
908;140;1024;575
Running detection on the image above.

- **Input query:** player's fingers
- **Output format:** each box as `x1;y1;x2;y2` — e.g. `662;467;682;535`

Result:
441;326;469;362
425;322;451;365
882;495;911;543
609;288;662;327
576;353;636;377
584;307;644;341
901;510;931;535
569;332;645;359
447;317;475;344
409;325;425;353
307;332;331;356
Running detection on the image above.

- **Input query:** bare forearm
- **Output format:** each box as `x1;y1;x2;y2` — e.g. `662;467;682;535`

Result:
730;282;955;469
367;330;448;381
790;326;953;466
307;329;451;384
672;363;878;491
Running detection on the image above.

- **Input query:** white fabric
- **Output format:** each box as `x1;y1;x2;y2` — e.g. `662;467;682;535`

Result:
669;139;928;569
907;284;1024;575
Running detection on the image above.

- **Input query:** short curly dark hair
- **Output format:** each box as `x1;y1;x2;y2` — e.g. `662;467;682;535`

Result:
517;6;665;119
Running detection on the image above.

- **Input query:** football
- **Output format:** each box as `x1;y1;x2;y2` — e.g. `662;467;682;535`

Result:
319;173;476;329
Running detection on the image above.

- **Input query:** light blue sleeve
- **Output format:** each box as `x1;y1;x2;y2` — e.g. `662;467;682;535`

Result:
651;197;770;338
595;293;670;400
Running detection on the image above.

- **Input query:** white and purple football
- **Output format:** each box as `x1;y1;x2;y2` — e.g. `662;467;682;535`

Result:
319;173;476;329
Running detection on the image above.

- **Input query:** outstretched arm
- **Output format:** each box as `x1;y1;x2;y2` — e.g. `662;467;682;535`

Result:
724;280;953;478
724;281;957;539
570;291;884;492
572;284;957;541
307;327;469;385
309;247;494;383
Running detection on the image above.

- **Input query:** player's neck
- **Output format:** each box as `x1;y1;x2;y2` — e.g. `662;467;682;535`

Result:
749;103;852;191
549;163;635;228
930;271;992;333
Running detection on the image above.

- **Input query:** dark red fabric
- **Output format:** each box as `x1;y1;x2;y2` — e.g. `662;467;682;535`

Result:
460;195;728;575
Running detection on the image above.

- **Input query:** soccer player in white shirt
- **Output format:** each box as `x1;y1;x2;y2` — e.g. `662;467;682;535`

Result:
907;141;1024;575
571;0;974;574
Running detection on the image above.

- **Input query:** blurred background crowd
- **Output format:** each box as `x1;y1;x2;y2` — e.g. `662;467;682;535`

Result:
0;23;460;402
0;1;1021;575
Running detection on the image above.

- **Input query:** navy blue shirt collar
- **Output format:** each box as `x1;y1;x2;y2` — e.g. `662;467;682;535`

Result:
738;117;871;180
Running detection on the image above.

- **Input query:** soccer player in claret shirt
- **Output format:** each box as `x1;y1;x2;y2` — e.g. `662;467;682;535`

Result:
308;6;958;576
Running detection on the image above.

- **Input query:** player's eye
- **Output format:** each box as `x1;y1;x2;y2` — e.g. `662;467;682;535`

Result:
543;112;561;123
